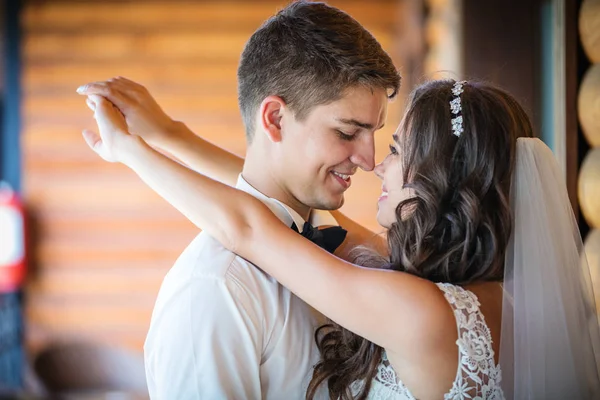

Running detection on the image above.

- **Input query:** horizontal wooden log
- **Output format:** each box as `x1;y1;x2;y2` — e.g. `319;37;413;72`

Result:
23;62;239;95
24;30;392;63
28;267;164;297
23;1;400;33
25;295;155;332
26;324;148;355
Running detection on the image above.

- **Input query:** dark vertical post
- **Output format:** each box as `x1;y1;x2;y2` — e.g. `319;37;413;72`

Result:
0;0;24;392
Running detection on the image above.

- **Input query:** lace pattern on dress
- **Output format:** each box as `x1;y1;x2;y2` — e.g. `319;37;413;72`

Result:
436;282;504;400
350;283;504;400
349;351;415;400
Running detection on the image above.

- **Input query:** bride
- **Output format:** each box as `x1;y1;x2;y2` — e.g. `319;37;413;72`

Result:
82;79;600;399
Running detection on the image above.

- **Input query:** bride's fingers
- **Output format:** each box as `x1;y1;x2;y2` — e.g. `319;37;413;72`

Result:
82;128;118;163
90;94;126;121
86;97;96;112
88;94;104;108
82;129;103;153
86;94;117;114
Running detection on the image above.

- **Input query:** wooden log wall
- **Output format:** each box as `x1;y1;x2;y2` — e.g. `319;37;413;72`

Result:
21;0;409;356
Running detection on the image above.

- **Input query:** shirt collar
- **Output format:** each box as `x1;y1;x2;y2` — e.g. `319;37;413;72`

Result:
236;174;306;230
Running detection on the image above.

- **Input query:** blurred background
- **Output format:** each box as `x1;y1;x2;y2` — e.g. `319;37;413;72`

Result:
0;0;597;398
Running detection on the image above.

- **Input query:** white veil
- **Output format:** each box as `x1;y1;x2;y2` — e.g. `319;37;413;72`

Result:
500;138;600;399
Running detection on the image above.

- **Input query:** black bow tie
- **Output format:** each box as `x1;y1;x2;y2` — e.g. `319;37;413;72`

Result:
291;221;347;254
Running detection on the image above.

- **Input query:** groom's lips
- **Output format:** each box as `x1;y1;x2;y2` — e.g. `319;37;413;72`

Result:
330;171;352;190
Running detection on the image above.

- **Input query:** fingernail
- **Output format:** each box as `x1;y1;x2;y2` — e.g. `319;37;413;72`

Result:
76;85;86;93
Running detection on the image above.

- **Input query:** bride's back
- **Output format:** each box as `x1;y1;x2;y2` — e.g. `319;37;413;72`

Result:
380;281;504;400
467;281;504;363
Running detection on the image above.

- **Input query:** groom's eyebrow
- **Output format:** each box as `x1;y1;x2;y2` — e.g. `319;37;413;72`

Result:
336;118;385;130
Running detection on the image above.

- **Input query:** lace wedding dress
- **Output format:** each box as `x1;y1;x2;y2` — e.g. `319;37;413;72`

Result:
351;282;504;399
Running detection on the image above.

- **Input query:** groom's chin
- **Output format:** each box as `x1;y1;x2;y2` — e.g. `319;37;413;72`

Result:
310;194;345;212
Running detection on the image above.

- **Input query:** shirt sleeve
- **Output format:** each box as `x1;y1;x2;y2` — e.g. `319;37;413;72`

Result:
145;272;263;399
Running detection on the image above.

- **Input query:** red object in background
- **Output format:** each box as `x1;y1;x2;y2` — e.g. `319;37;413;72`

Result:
0;182;26;292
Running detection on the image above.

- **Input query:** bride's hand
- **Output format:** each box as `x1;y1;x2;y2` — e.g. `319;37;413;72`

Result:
77;77;179;149
82;95;139;163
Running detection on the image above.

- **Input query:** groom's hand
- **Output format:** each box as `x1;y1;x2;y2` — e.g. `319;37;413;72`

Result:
82;95;140;164
77;77;178;149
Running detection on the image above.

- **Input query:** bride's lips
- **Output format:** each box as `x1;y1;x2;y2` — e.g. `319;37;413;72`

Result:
378;186;388;202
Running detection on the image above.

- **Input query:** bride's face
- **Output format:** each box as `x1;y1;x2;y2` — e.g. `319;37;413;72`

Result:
374;135;413;228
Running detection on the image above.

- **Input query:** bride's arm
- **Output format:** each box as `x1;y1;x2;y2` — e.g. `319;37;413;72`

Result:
153;120;243;187
79;77;242;186
78;78;386;255
321;210;388;258
84;95;444;354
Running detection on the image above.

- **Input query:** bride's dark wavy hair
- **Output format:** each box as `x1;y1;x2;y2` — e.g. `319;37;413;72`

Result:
306;80;535;399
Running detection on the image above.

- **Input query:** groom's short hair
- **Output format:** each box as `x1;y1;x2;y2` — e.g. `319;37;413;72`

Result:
237;1;400;141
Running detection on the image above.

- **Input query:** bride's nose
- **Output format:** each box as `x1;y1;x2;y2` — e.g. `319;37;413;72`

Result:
374;161;385;180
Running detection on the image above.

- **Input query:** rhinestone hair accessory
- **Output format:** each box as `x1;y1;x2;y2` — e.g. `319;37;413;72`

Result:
450;81;466;137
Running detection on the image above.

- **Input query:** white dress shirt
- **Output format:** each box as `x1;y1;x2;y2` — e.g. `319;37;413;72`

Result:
144;175;327;399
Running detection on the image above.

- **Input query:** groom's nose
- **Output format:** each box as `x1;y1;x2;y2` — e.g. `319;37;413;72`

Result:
349;135;375;171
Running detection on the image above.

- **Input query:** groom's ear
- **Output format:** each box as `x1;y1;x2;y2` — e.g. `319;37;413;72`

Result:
259;96;285;143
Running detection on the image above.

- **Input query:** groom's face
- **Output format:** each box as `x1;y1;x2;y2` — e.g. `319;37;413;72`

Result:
279;85;388;210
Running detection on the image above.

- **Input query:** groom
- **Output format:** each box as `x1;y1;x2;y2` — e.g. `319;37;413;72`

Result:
79;1;399;398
